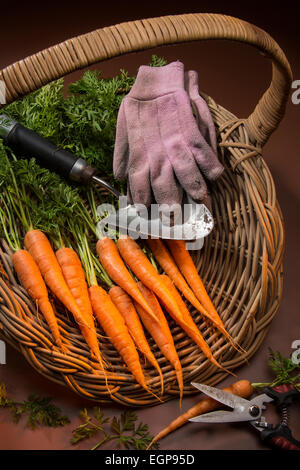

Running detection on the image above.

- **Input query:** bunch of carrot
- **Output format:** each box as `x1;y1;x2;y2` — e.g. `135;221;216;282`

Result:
20;222;242;396
1;203;244;400
6;226;239;402
1;170;239;402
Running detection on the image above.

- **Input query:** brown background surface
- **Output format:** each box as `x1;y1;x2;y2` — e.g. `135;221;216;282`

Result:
0;0;300;451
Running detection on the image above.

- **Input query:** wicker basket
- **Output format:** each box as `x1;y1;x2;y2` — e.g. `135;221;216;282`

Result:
0;13;292;406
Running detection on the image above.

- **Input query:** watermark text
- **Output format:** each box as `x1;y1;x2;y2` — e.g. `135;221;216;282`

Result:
96;196;212;250
291;80;300;104
0;81;6;105
291;340;300;365
0;340;6;365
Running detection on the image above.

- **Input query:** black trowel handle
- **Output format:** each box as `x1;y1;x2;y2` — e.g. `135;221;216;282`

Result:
0;114;96;184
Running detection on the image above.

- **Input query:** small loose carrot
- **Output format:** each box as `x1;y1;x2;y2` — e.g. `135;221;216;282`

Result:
117;236;187;326
24;230;105;369
135;282;183;406
148;379;253;448
165;239;244;353
12;249;66;351
109;285;164;395
96;237;159;325
89;284;152;394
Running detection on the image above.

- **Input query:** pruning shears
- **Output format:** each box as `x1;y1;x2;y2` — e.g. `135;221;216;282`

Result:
189;382;300;450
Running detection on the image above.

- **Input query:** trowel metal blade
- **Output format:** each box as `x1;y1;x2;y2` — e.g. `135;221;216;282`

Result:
100;200;214;241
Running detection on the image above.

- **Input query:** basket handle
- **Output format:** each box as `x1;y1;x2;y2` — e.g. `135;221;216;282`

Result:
0;13;292;146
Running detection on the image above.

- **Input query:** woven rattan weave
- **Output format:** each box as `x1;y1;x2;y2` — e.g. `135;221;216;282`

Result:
0;14;292;406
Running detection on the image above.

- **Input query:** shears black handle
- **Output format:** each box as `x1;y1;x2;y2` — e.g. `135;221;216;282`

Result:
261;384;300;450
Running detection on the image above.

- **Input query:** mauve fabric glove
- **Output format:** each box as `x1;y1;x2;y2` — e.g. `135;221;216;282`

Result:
113;61;223;207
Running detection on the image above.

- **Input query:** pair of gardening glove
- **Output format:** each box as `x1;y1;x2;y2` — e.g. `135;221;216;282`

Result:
113;61;223;209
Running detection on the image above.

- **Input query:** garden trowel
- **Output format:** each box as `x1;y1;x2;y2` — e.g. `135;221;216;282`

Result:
0;114;213;242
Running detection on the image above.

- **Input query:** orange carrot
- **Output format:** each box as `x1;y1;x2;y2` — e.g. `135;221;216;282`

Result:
96;237;159;325
147;238;220;322
24;230;104;369
165;239;244;353
109;285;164;395
56;246;106;368
135;282;183;405
12;249;66;351
148;238;238;348
165;239;224;328
148;379;253;448
160;274;233;375
89;284;151;394
56;247;95;328
116;236;187;325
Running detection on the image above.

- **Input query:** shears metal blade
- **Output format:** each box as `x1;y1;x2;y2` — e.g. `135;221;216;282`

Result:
189;382;273;424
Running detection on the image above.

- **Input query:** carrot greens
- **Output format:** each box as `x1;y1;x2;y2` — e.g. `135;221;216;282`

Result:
71;407;159;450
0;381;70;429
0;55;167;263
252;348;300;390
1;378;159;449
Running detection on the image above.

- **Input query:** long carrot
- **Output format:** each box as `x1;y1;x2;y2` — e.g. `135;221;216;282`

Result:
89;284;153;395
147;238;222;324
12;249;66;352
148;379;253;448
160;275;235;376
116;236;187;326
24;229;105;369
109;285;164;395
55;246;106;368
96;237;159;325
165;239;224;327
134;281;184;406
56;247;95;328
165;239;244;353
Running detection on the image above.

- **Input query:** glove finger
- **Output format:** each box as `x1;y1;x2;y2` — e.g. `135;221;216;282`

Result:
164;134;208;201
156;93;208;201
128;160;152;207
174;159;208;202
150;162;183;228
150;158;183;206
185;70;218;153
120;99;152;207
192;95;218;155
170;90;223;181
113;100;130;180
134;99;183;207
192;139;224;181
